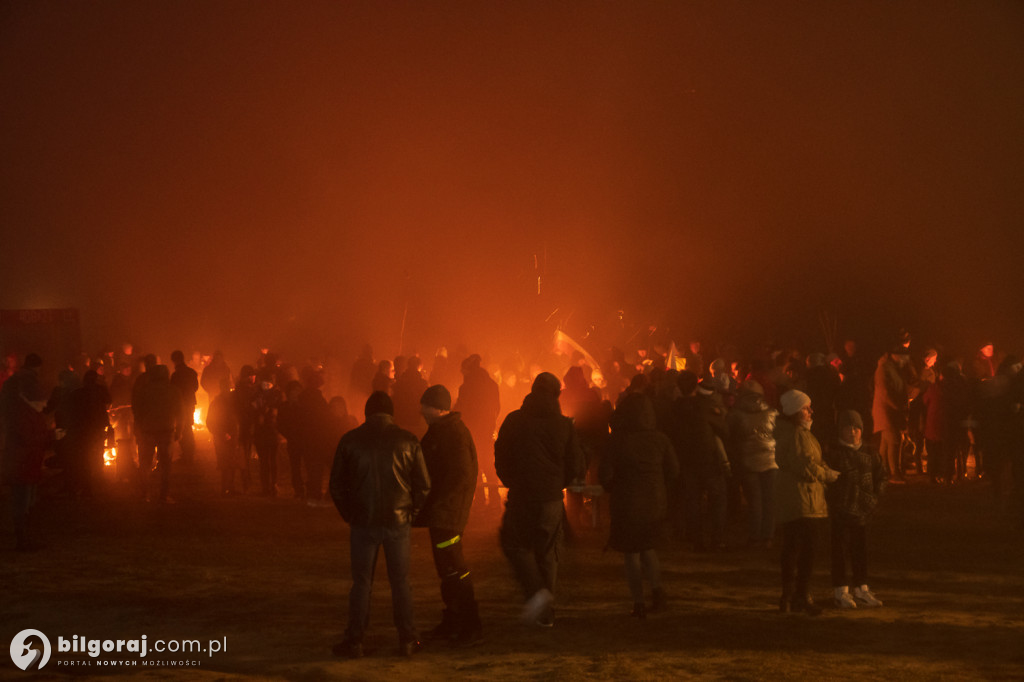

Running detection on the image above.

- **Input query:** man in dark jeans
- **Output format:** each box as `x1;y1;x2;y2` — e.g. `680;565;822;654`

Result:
329;391;430;658
494;372;585;627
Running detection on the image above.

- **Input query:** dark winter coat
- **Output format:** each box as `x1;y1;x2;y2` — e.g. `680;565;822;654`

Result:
133;366;182;436
170;364;199;408
824;441;888;524
2;399;52;484
494;392;585;503
330;414;430;527
727;390;778;473
667;395;720;478
413;412;477;532
600;394;679;553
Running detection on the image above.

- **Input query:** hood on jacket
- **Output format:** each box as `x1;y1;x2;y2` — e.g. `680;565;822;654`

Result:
612;392;656;433
522;391;563;418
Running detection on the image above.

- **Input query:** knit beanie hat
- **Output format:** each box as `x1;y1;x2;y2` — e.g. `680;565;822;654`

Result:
780;389;811;416
837;409;863;430
420;385;452;411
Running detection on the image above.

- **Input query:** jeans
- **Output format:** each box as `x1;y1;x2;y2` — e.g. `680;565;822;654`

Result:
500;499;564;599
741;469;777;543
345;523;417;644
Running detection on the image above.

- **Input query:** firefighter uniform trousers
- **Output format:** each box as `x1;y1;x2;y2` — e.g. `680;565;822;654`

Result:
429;527;481;635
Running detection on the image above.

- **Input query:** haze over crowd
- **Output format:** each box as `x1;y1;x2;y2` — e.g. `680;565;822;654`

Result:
2;2;1022;362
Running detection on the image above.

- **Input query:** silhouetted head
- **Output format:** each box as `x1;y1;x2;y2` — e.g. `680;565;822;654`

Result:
676;370;699;396
143;354;158;371
23;353;42;369
365;391;394;418
171;350;185;365
531;372;561;398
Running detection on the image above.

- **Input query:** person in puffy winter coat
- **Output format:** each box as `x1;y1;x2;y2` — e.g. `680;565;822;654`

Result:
600;393;678;619
824;410;888;609
727;381;778;547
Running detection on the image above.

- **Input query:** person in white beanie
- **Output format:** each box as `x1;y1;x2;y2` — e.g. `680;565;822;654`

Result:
775;389;839;615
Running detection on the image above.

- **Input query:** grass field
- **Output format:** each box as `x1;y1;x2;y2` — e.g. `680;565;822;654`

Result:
3;441;1023;680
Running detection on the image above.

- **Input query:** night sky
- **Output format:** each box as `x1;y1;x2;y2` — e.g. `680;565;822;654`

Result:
2;1;1022;364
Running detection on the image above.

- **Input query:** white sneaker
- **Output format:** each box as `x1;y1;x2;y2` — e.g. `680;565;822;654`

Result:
854;585;883;607
833;588;857;609
521;588;554;624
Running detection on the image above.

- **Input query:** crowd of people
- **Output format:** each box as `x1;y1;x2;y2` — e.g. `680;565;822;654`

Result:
1;330;1022;656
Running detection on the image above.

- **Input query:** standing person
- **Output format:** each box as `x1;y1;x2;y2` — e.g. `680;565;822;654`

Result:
234;366;260;493
414;385;482;646
728;381;779;548
276;380;306;500
133;365;181;503
3;378;53;550
207;378;241;495
872;347;912;483
600;393;678;619
825;410;887;609
775;390;839;616
253;376;284;496
64;370;111;497
170;350;199;466
329;392;430;658
297;367;334;506
494;372;585;627
200;350;232;403
392;356;429;438
455;354;501;502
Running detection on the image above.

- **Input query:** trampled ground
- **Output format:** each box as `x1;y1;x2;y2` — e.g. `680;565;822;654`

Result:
3;440;1023;681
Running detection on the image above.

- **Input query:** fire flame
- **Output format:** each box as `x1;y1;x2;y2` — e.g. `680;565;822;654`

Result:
103;446;116;467
193;407;203;431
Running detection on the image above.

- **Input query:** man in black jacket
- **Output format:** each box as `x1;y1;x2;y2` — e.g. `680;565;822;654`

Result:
494;372;585;627
170;350;198;466
415;385;482;645
329;391;430;658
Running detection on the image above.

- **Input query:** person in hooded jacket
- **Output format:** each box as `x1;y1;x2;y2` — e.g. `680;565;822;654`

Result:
414;385;482;646
667;371;730;551
494;372;585;627
727;380;779;548
600;392;678;619
775;389;839;615
134;364;181;503
824;410;887;610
